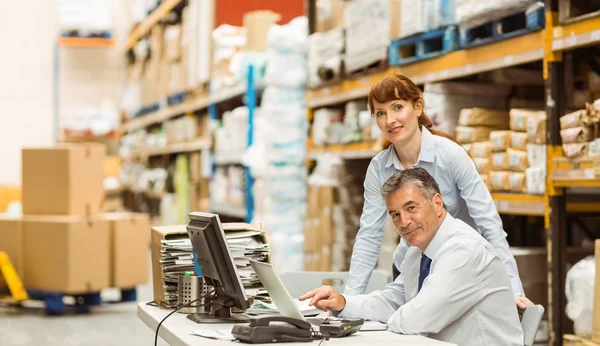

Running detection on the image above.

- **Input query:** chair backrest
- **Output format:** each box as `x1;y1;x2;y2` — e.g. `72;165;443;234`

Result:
521;304;545;346
279;270;391;298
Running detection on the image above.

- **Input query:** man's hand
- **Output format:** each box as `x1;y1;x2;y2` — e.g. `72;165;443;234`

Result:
516;295;534;320
298;286;346;312
516;295;534;310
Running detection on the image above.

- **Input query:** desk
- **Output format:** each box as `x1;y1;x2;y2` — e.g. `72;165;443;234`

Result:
137;302;457;346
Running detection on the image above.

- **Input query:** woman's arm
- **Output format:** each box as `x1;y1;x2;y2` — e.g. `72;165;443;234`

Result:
448;144;525;296
344;159;390;296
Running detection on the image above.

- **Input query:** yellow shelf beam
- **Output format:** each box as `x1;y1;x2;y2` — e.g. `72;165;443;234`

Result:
126;0;183;50
307;32;544;108
491;193;545;216
552;14;600;51
58;37;116;48
306;140;379;160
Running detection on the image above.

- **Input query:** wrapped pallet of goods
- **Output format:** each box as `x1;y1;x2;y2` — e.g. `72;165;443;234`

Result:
455;0;539;28
426;83;511;138
308;28;344;88
343;0;390;73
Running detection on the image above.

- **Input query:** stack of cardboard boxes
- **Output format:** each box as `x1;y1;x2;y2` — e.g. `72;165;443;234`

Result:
0;144;149;295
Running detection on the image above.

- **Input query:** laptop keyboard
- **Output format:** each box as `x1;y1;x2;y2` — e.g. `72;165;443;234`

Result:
306;316;363;325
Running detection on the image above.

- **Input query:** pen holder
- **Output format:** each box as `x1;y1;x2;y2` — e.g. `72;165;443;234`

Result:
177;275;210;314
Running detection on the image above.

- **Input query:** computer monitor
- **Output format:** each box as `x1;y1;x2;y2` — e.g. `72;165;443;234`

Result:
186;212;250;323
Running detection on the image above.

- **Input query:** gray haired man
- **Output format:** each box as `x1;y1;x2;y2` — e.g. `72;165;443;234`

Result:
300;168;524;346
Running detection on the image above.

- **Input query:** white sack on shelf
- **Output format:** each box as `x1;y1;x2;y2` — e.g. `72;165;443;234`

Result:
424;82;511;137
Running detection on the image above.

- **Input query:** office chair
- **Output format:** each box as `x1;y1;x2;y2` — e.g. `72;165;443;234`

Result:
521;304;545;346
279;270;390;298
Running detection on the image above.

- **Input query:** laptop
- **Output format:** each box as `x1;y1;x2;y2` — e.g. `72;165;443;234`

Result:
249;260;387;332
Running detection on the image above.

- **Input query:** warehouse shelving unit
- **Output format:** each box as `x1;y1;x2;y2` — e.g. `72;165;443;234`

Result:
121;2;260;224
306;1;600;345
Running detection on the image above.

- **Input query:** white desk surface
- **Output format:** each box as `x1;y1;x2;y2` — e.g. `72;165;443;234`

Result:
137;302;457;346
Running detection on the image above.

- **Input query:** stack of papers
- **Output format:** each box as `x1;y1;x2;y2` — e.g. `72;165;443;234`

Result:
157;225;271;307
160;236;195;308
224;229;270;301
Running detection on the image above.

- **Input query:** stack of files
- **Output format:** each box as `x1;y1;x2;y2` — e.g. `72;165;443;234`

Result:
223;226;271;301
159;235;195;308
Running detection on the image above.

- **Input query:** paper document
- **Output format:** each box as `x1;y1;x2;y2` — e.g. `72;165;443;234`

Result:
192;329;235;341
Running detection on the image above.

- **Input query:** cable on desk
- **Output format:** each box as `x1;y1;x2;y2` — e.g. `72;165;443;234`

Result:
154;289;216;346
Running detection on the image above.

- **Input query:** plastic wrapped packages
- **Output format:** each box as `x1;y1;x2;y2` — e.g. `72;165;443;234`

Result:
565;256;595;337
455;0;539;28
424;82;511;137
308;28;345;88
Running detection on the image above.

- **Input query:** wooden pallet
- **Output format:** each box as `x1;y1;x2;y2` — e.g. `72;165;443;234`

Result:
459;4;545;49
559;0;600;24
389;26;460;66
346;58;388;79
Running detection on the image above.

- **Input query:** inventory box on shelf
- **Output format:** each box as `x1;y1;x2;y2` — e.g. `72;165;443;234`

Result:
22;144;105;216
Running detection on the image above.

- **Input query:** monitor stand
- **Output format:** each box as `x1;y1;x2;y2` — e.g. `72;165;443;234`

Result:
187;305;249;324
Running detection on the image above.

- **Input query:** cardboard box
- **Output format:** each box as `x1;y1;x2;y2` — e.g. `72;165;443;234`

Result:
316;0;345;33
456;126;495;144
565;334;600;346
22;144;105;216
0;216;24;287
458;108;510;128
390;0;402;40
243;10;281;52
22;216;110;293
104;213;150;288
592;240;600;342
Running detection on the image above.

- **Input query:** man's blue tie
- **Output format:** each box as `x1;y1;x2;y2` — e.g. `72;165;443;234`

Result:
418;254;432;292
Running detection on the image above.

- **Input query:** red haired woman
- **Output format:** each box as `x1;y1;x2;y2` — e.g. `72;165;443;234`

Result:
344;74;532;310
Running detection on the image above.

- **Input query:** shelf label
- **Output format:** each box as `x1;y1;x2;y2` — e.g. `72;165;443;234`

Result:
591;30;600;42
504;55;514;65
585;169;595;180
566;36;577;47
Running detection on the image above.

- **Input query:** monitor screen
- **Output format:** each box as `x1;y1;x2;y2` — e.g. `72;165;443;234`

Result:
186;212;249;323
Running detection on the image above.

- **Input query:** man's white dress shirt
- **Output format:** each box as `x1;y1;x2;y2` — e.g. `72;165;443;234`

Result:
339;213;524;346
344;127;524;297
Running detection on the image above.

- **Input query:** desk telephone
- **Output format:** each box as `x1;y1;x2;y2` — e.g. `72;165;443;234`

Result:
231;315;365;343
231;316;314;343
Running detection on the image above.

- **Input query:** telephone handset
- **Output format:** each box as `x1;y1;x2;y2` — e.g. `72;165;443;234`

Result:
248;315;312;330
232;315;315;343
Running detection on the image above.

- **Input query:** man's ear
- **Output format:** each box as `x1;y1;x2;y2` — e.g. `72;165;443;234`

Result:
433;193;444;213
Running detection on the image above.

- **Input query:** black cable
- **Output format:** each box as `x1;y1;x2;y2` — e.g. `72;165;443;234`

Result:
154;290;215;346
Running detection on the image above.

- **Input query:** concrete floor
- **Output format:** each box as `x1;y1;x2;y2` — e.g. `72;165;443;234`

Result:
0;256;170;346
